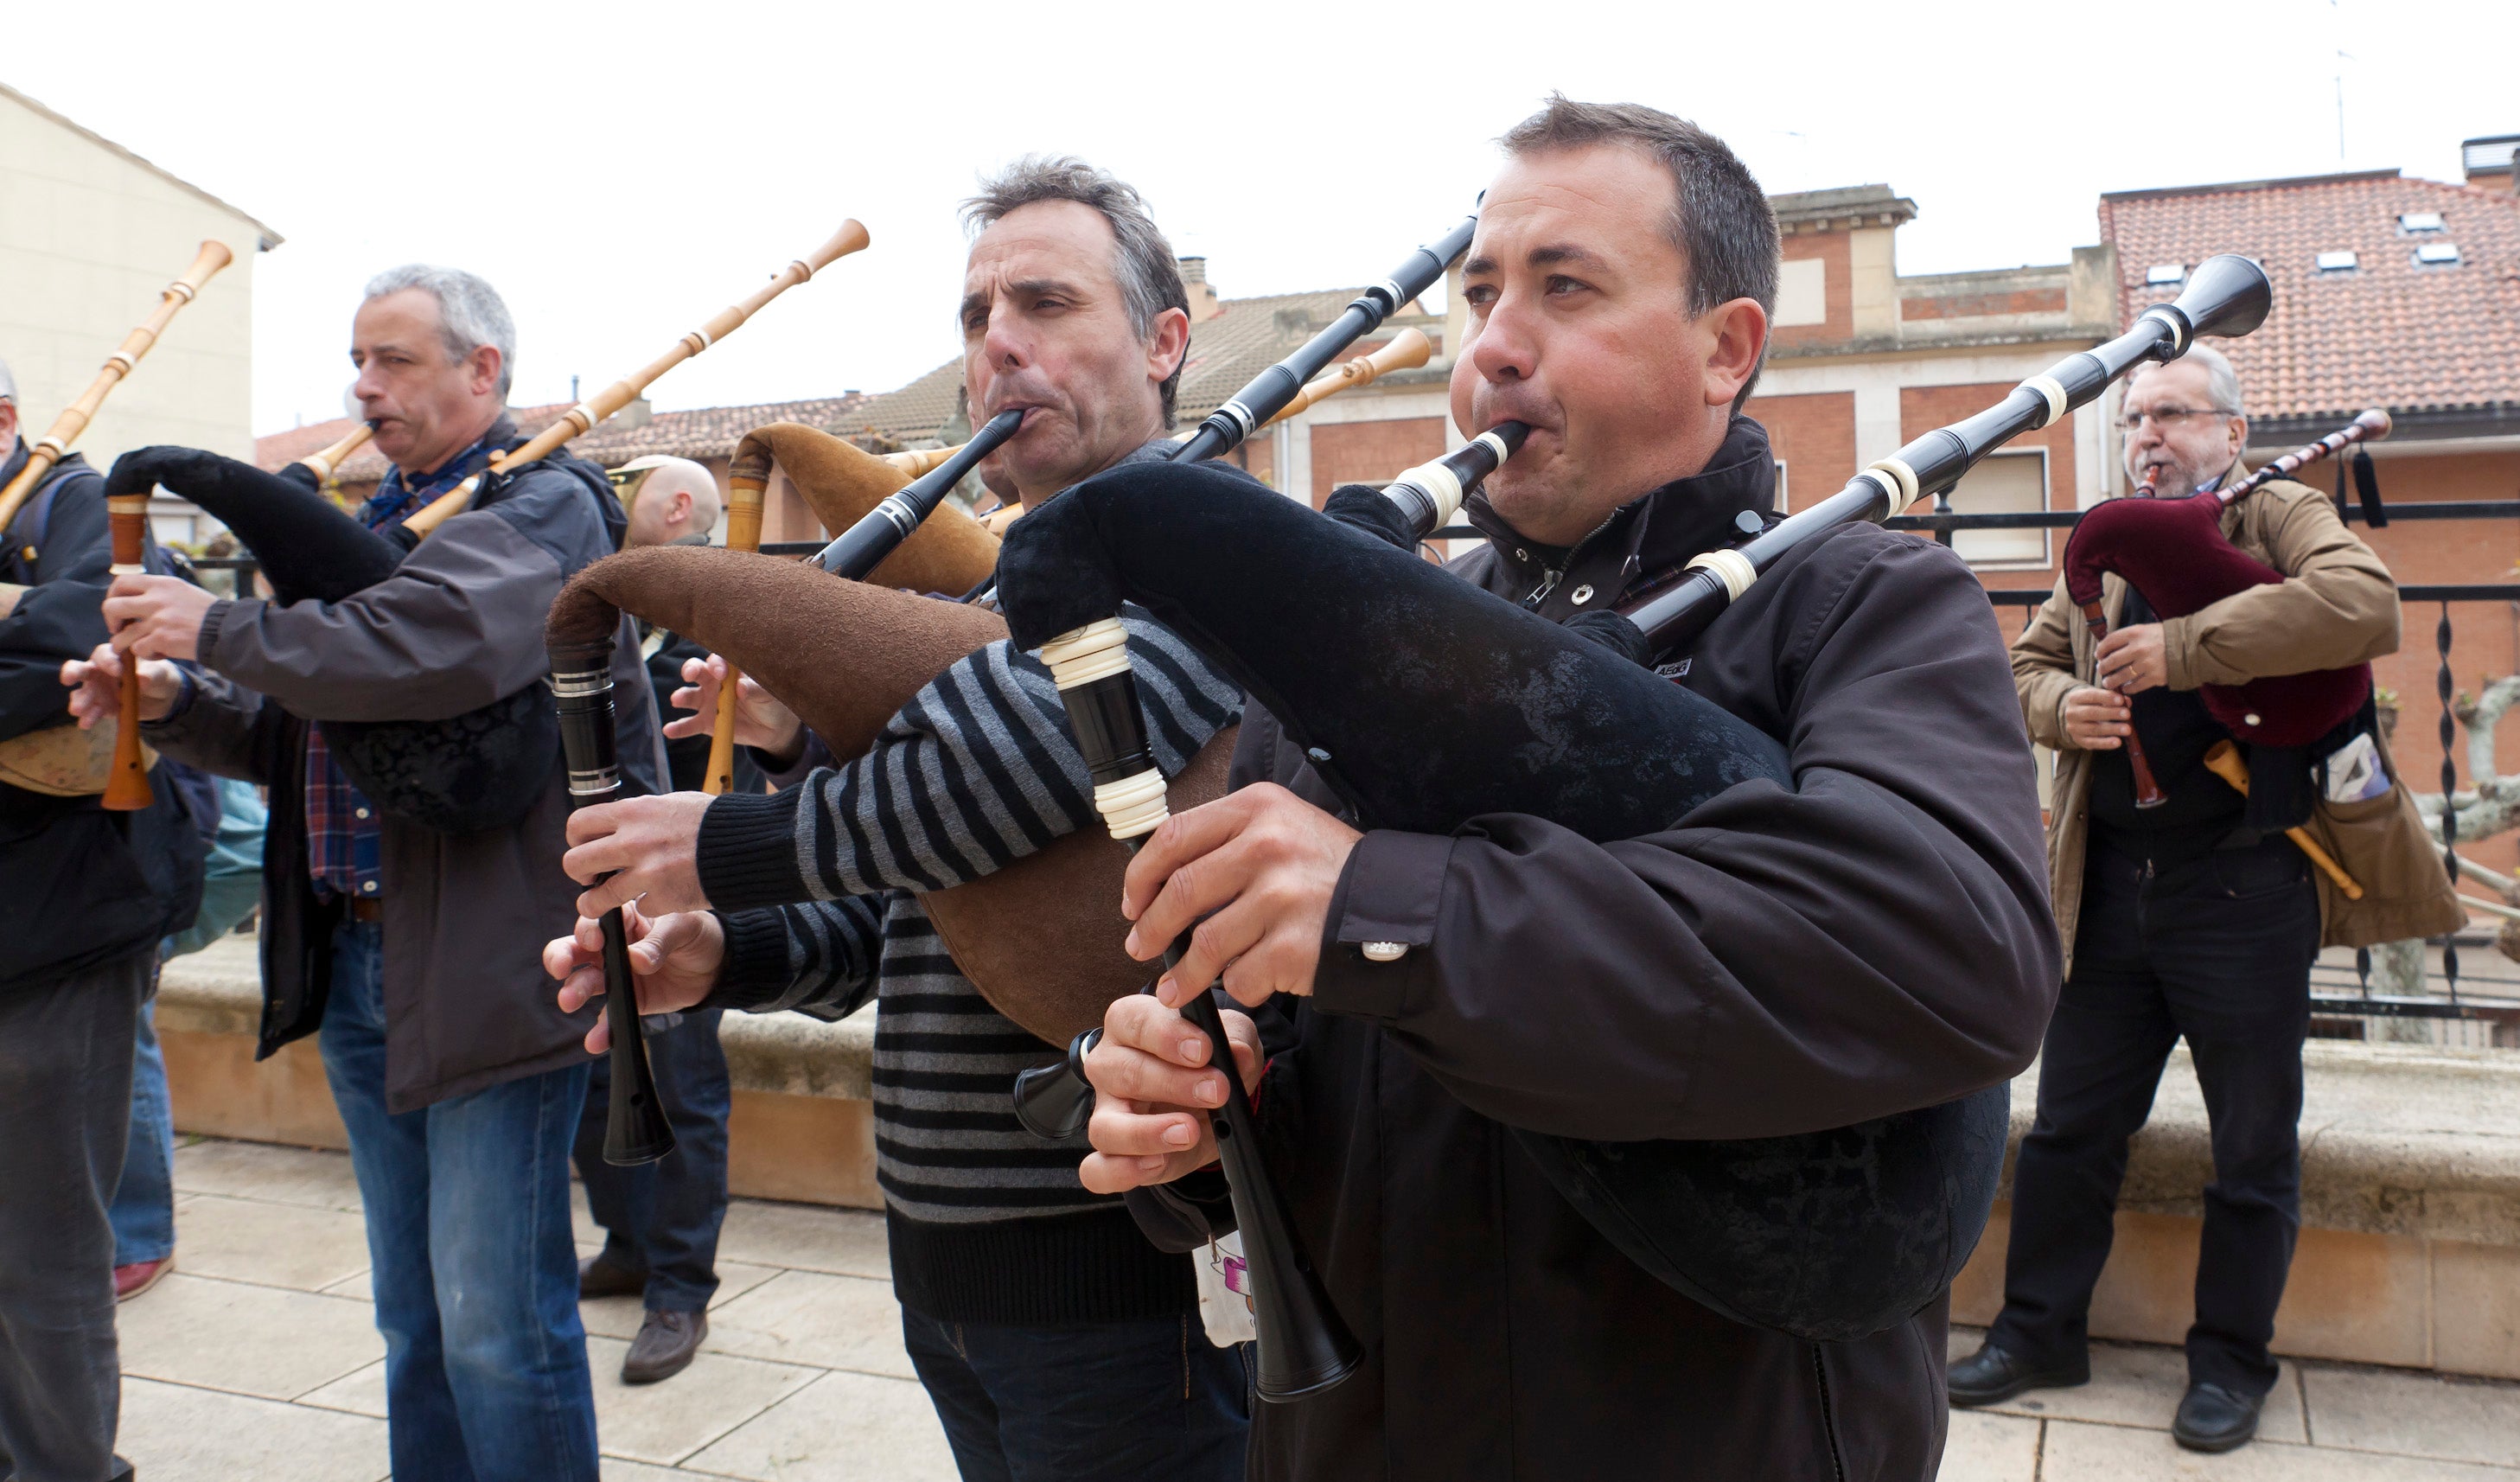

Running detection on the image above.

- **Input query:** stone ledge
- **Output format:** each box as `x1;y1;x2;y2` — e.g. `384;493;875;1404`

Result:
158;936;874;1102
1997;1039;2520;1247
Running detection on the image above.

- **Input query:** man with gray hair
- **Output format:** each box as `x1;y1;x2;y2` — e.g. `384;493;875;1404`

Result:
1960;348;2454;1451
64;267;660;1479
543;157;1254;1479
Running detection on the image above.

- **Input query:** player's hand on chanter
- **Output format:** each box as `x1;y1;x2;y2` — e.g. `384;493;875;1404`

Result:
2093;621;2166;696
60;642;182;726
544;904;724;1055
2063;684;2134;751
665;654;806;764
561;791;713;917
1077;993;1263;1194
1120;783;1361;1008
101;573;215;662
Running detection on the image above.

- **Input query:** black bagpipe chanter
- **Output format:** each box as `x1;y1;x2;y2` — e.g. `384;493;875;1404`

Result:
541;219;1475;1191
990;253;2275;1361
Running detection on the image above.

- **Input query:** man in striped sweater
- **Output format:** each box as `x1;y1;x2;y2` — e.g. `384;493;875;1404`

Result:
545;158;1254;1481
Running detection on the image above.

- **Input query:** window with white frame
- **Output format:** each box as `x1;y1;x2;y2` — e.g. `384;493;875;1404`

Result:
1943;448;2049;566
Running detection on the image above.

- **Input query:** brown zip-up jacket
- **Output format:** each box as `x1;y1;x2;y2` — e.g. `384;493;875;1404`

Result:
1139;418;2059;1481
2013;461;2461;976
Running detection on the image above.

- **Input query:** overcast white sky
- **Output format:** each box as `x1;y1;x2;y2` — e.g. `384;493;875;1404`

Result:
16;0;2518;435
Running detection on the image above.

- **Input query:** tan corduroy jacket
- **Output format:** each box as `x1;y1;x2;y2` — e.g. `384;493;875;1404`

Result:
2013;463;2463;977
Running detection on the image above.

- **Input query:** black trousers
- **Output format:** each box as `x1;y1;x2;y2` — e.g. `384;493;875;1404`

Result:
1990;834;2319;1396
573;1007;732;1313
0;953;149;1482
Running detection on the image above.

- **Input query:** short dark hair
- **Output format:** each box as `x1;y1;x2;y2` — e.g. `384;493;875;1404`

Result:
1501;96;1780;404
963;156;1192;425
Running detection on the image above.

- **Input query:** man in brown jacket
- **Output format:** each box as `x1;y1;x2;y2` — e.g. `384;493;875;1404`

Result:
1949;346;2460;1452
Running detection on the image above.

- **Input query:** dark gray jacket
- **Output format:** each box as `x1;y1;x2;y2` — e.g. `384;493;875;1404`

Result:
1140;419;2059;1481
146;436;661;1111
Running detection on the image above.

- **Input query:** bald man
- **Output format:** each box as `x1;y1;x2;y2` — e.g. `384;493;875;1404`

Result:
571;454;740;1384
616;455;722;552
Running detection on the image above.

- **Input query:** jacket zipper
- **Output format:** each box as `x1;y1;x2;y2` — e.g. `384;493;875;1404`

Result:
1811;1344;1847;1482
1519;508;1627;610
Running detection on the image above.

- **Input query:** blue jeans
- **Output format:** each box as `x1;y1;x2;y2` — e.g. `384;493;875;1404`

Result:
902;1308;1248;1482
572;1008;731;1312
319;921;597;1482
110;991;176;1267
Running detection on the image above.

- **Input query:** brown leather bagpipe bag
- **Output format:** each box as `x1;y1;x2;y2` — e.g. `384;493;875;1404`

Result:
550;423;1231;1045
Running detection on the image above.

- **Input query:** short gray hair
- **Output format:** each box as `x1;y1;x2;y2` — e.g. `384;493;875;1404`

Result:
1501;95;1780;406
962;157;1190;424
2130;342;2245;421
362;265;517;398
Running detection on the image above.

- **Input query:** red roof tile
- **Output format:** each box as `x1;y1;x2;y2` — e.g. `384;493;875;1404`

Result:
2099;171;2520;424
254;393;871;482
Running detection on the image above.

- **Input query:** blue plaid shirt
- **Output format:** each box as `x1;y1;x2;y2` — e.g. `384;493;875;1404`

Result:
303;433;503;901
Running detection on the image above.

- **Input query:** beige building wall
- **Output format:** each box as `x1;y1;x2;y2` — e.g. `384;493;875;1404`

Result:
0;83;274;538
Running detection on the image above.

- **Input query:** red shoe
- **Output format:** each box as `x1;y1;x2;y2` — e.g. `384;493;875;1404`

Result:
114;1256;174;1301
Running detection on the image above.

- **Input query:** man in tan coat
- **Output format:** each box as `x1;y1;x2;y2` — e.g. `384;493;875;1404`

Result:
1949;345;2459;1453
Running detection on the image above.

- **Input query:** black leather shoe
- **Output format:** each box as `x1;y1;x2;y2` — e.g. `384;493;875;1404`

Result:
622;1308;707;1383
2172;1381;2262;1452
1946;1343;2089;1407
577;1253;648;1300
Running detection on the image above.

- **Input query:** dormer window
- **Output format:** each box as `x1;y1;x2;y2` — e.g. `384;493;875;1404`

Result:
2399;212;2447;234
2316;250;2359;273
2414;242;2463;266
2144;263;2186;286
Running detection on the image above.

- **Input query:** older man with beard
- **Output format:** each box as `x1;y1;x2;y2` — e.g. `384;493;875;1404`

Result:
1952;346;2457;1453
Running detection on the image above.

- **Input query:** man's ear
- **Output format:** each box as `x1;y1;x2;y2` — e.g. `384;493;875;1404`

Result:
469;345;505;399
1700;297;1768;408
1146;306;1191;388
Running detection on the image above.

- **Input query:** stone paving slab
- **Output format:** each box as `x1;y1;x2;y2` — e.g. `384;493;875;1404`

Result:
585;1333;820;1465
703;1269;920;1379
122;1374;389;1482
2039;1417;2520;1479
118;1273;382;1401
172;1191;372;1292
2301;1364;2520;1467
171;1136;364;1211
679;1370;958;1482
715;1199;890;1280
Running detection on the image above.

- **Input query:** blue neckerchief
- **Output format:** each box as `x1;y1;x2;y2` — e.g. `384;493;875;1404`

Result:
362;432;505;531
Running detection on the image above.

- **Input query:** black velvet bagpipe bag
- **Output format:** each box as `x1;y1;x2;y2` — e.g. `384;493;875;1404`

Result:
996;457;2006;1341
108;447;558;834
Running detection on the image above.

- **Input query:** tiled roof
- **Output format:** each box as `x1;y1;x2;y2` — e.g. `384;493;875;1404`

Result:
829;287;1444;444
254;393;872;482
2098;171;2520;424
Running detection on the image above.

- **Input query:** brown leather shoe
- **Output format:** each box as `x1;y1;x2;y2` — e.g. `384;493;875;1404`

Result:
622;1308;707;1384
577;1253;648;1300
114;1256;175;1302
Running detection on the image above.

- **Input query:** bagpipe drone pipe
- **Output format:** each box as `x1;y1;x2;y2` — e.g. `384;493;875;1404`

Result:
992;252;2277;1350
2060;408;2394;833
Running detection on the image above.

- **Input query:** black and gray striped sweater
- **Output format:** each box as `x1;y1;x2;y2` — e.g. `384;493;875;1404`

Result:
697;610;1240;1324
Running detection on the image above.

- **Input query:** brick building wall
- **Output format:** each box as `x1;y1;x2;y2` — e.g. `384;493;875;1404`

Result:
1751;390;1857;509
1311;416;1447;508
1774;233;1854;348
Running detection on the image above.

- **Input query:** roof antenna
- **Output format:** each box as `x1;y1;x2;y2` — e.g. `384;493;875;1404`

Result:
571;374;580;401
